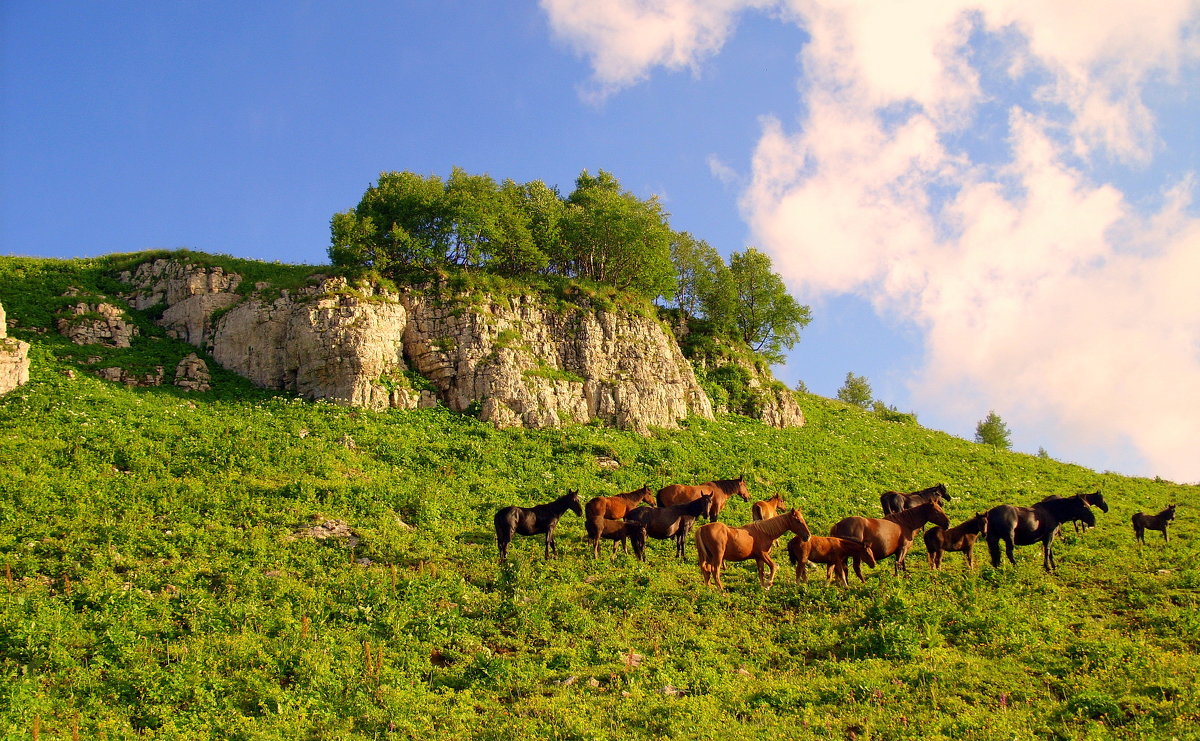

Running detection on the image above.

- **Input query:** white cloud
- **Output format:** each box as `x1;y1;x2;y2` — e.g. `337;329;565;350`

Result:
541;0;1200;480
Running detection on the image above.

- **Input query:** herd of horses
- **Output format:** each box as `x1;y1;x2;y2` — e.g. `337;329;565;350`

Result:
493;478;1179;589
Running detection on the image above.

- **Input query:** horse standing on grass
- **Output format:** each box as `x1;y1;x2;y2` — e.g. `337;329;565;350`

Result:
624;494;712;560
658;476;750;521
880;483;950;517
787;535;877;587
694;509;811;590
588;518;649;561
924;512;989;570
751;493;786;522
1132;505;1176;544
829;500;952;581
585;486;655;557
1039;491;1108;533
494;490;583;561
985;494;1095;572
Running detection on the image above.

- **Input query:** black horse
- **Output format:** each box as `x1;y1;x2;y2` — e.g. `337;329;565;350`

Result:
1039;491;1108;533
1133;504;1176;544
985;494;1095;572
494;490;583;561
880;483;949;517
625;493;713;559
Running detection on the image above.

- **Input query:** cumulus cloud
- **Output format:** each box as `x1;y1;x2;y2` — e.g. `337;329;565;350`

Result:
541;0;1200;480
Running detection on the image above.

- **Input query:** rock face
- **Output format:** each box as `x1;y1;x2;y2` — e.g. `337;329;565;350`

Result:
0;302;31;395
56;291;139;347
174;353;211;392
119;258;805;432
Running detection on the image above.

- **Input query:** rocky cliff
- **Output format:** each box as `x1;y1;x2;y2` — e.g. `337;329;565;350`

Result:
119;258;803;432
0;301;31;395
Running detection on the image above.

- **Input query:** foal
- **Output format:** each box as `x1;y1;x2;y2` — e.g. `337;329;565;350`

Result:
751;493;786;522
588;517;649;561
924;512;988;570
1132;504;1176;544
787;535;877;587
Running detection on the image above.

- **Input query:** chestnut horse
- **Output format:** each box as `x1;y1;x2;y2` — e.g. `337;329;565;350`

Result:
751;493;786;522
787;535;877;587
1040;491;1108;533
695;509;811;590
924;512;988;570
585;486;655;557
494;490;583;561
658;476;750;521
1132;504;1176;544
830;500;951;581
985;494;1095;572
880;483;950;517
624;494;712;559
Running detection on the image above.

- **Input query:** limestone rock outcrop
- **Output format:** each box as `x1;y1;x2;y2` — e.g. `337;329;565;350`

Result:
0;302;31;395
118;258;805;432
174;353;211;392
56;291;139;347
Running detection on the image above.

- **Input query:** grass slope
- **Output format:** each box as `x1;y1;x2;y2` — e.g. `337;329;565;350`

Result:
1;256;1198;740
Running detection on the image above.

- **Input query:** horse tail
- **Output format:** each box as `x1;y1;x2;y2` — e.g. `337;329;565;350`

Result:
695;529;710;573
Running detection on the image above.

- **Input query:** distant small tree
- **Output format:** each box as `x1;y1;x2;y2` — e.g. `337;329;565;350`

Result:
836;372;872;408
1037;446;1050;459
975;410;1012;450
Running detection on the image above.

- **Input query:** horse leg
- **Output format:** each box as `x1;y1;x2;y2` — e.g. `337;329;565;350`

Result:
987;536;1001;568
835;561;849;587
1163;525;1169;544
852;556;866;583
546;525;557;559
964;544;973;570
761;553;777;590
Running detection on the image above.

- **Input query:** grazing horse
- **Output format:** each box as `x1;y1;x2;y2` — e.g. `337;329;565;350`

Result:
880;483;949;517
658;476;750;521
985;494;1095;572
624;494;712;559
751;493;786;522
924;512;989;570
787;535;877;587
1132;504;1176;544
585;485;656;557
588;518;649;561
1040;491;1108;533
830;500;952;581
695;509;811;590
494;490;583;561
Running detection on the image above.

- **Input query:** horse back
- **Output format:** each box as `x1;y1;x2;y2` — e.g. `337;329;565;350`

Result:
657;484;696;507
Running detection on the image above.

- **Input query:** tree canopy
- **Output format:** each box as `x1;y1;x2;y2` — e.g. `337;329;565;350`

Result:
975;410;1013;450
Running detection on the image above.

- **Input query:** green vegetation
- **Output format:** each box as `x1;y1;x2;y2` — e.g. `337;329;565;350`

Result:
838;372;874;408
2;254;1197;739
976;410;1014;450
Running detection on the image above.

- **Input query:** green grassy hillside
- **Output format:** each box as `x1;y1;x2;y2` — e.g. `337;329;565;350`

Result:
1;256;1197;740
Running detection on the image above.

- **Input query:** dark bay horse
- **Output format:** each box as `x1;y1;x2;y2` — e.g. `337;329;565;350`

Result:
830;500;951;581
658;476;750;521
787;535;877;587
585;486;655;556
589;518;649;561
985;494;1095;571
751;493;786;522
1133;504;1176;544
494;490;583;561
695;509;811;590
624;494;712;559
1040;491;1108;533
880;483;949;517
924;512;988;570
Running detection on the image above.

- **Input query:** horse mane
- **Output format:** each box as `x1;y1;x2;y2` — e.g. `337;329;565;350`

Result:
742;511;796;539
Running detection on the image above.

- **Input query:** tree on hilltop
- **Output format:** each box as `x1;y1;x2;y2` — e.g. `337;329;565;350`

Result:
837;372;873;408
976;410;1012;450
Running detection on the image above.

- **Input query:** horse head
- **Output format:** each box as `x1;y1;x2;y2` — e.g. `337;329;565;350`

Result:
735;475;750;501
929;500;952;529
1088;491;1109;513
786;508;811;541
1164;504;1177;520
973;512;989;536
566;490;584;516
1078;504;1097;528
635;485;655;505
688;493;714;517
935;483;951;501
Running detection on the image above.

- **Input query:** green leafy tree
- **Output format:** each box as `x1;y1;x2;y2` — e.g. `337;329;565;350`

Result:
837;372;873;408
726;248;811;363
975;410;1012;450
330;171;449;271
562;170;676;300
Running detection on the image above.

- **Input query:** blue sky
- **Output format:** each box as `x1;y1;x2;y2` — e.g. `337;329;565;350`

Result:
3;2;1198;482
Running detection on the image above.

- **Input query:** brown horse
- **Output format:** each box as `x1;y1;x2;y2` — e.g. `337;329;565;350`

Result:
924;512;988;569
830;500;952;581
751;493;786;522
1133;504;1176;544
587;517;649;561
880;483;949;517
585;485;655;557
658;476;750;521
694;508;811;590
787;535;877;587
